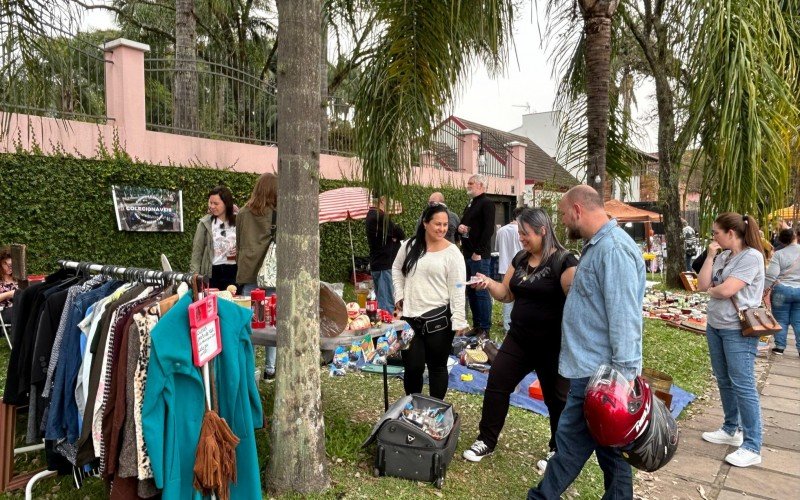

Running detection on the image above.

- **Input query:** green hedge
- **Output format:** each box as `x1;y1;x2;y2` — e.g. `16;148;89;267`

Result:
0;151;469;282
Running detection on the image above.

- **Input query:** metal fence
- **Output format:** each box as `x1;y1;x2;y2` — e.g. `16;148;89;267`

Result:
323;95;356;156
144;51;276;145
144;49;358;154
0;30;109;123
430;120;463;171
479;130;512;178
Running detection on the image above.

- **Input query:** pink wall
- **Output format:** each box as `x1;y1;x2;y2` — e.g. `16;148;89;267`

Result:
1;38;525;199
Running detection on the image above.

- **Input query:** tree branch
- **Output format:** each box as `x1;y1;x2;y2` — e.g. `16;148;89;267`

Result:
73;0;175;42
262;37;278;81
125;0;175;12
621;8;655;71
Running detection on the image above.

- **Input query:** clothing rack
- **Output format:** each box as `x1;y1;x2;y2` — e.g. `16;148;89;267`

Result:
57;260;199;285
0;258;201;496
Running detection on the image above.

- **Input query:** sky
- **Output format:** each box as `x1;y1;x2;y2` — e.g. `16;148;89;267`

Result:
450;1;658;153
82;2;658;152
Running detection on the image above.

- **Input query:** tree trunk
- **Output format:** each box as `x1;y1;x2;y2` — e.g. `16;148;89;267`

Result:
653;70;684;288
625;5;686;289
320;20;329;152
269;0;329;494
581;0;619;195
174;0;198;131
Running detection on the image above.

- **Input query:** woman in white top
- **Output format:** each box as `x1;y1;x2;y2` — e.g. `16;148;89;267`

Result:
190;185;238;290
392;204;469;399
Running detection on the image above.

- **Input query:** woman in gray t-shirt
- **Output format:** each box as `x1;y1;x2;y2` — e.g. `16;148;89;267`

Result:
697;212;766;469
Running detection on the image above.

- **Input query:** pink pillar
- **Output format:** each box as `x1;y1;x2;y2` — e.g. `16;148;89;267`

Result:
505;141;527;200
103;38;150;147
459;129;480;175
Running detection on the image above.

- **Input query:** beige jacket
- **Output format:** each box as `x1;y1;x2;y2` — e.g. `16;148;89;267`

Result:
190;215;214;276
235;206;275;284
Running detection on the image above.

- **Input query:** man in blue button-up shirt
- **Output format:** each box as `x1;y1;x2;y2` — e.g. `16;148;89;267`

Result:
529;185;645;500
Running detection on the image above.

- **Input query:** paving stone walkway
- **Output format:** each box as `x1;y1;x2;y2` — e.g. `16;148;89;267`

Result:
635;330;800;499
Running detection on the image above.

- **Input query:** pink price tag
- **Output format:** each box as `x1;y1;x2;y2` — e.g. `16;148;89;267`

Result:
188;294;222;367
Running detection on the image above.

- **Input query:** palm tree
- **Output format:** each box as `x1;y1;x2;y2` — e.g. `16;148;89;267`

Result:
552;0;799;287
268;0;328;494
173;0;198;131
579;0;620;195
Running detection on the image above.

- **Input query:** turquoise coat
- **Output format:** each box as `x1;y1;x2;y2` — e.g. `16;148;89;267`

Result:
142;294;263;499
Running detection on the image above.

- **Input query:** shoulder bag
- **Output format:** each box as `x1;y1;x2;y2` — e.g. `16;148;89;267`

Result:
730;295;781;337
257;211;277;289
763;254;800;310
718;252;781;337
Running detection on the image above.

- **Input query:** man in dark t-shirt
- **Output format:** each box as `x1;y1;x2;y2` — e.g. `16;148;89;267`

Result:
458;174;495;336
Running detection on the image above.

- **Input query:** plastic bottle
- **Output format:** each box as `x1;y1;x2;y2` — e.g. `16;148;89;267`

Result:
366;289;378;322
251;288;266;328
268;294;277;326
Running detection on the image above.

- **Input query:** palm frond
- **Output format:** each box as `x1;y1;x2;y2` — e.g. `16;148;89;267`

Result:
354;0;514;203
687;0;799;223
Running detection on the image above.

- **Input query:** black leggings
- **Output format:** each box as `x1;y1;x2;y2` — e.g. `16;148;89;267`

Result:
478;333;568;452
401;316;456;400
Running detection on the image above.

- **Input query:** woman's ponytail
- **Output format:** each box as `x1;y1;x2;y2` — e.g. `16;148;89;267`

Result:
741;215;765;257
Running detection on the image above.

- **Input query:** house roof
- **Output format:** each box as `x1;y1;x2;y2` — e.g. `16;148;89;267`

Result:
448;116;579;189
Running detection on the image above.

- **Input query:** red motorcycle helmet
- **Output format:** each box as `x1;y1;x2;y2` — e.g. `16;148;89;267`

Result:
584;365;653;448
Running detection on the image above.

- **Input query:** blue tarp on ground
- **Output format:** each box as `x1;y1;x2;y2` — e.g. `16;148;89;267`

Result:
447;359;696;419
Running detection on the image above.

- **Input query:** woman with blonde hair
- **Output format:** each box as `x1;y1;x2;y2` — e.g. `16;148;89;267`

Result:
237;172;278;378
697;212;765;468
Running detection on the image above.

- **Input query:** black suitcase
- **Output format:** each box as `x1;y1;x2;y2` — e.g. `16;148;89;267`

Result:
362;394;460;489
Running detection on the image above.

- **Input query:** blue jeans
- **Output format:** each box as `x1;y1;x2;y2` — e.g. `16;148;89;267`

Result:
466;257;492;330
528;377;633;499
772;284;800;350
242;283;276;371
371;269;394;313
706;325;762;453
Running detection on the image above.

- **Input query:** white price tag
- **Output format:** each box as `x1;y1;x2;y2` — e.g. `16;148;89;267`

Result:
194;321;220;366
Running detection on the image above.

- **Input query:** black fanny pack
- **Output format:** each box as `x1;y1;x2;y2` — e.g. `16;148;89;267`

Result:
417;305;451;335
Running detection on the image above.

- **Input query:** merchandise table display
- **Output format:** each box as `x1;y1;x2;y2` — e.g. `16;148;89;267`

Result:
250;319;409;349
642;289;709;333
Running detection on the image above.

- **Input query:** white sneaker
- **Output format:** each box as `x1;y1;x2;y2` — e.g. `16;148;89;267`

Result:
725;447;761;467
463;440;493;462
537;450;556;474
702;428;743;446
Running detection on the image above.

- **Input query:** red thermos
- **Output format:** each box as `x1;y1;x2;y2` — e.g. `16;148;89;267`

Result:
268;295;277;326
251;288;266;328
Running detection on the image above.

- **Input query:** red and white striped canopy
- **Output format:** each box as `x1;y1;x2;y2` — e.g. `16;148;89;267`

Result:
318;187;402;223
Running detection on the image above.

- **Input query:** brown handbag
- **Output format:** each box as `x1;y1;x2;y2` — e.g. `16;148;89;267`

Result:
730;296;782;337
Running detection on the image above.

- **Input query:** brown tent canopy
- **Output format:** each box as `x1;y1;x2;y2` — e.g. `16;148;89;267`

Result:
604;199;662;223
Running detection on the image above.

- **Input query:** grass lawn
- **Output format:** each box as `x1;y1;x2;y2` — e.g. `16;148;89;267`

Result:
0;296;711;499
